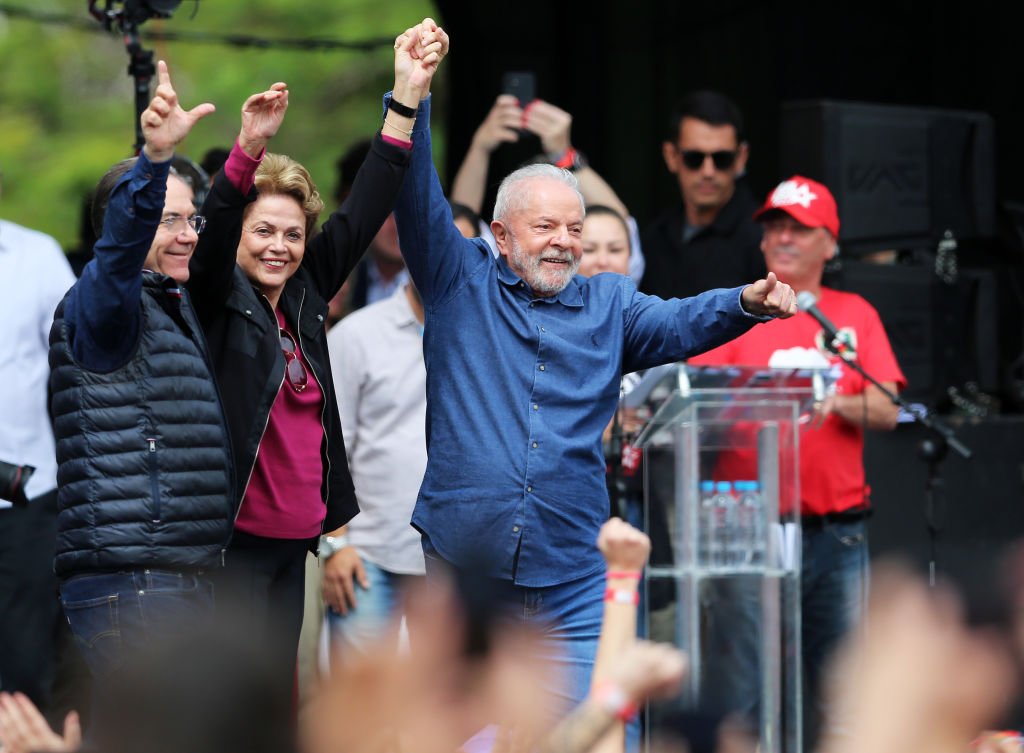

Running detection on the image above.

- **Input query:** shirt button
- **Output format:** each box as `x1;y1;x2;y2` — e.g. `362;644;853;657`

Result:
533;404;539;411
539;365;546;371
527;486;533;493
513;526;521;533
532;442;538;448
245;309;253;316
540;326;546;332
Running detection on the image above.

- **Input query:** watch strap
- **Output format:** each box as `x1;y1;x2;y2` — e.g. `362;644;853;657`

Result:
387;97;418;118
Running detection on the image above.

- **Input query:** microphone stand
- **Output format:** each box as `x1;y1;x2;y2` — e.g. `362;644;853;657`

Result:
825;338;971;587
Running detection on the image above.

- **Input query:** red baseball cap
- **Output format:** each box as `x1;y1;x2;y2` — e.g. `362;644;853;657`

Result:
753;175;840;237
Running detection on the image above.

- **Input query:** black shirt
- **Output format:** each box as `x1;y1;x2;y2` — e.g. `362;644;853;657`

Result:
640;181;767;300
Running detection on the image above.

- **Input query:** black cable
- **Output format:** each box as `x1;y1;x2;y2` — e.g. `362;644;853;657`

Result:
0;3;395;51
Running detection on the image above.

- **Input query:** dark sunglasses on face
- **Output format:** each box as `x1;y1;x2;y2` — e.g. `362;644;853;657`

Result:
679;149;738;171
279;329;308;393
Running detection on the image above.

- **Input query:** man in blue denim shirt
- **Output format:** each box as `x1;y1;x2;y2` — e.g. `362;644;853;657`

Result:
47;63;233;719
391;88;795;712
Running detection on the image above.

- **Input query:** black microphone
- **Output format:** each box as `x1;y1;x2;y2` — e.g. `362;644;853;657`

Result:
796;291;855;359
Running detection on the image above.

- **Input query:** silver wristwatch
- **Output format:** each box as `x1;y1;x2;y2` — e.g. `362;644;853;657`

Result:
319;533;350;560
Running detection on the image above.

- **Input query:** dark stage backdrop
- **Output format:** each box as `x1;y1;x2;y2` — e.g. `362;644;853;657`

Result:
434;0;1024;225
865;416;1024;621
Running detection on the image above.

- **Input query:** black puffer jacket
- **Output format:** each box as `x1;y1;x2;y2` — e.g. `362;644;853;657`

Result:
48;274;235;578
187;134;411;535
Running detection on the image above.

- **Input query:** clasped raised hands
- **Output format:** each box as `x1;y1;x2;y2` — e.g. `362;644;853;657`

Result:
141;60;215;163
393;17;450;104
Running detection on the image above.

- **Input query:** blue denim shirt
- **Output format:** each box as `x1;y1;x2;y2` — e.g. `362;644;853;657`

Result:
393;94;765;586
64;152;170;372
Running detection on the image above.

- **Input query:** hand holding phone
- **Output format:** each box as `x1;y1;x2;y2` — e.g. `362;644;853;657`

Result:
501;71;536;108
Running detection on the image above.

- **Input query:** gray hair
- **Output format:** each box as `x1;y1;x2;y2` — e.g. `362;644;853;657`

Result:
492;163;585;221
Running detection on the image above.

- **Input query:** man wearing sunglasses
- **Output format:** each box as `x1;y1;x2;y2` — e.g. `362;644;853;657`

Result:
47;62;234;709
640;90;766;301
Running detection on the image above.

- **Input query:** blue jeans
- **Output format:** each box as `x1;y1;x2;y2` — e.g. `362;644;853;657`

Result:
801;518;868;744
424;549;640;750
59;570;215;683
60;568;215;738
326;559;423;657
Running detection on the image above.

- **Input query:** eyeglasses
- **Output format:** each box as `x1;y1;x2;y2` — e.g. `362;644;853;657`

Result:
678;149;738;171
279;329;308;393
158;214;207;234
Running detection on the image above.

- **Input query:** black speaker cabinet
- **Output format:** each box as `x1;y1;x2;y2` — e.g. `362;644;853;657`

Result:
781;100;995;255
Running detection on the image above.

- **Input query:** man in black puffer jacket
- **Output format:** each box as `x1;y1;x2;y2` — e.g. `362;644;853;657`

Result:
47;62;233;709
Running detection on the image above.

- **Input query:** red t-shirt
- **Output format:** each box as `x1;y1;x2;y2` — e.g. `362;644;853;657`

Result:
234;308;326;539
689;287;906;516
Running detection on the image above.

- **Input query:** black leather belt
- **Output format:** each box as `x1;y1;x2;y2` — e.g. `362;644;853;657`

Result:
801;507;872;530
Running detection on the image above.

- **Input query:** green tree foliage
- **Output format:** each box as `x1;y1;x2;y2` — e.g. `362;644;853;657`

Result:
0;0;444;249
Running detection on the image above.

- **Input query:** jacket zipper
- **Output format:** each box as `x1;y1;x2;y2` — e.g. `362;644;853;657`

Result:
146;437;161;523
234;291;286;526
293;288;332;536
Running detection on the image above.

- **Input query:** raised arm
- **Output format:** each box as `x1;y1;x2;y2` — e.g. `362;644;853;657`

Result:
71;60;213;370
392;25;493;304
523;100;629;220
189;82;288;314
450;94;523;214
535;519;685;753
302;18;448;301
589;518;650;753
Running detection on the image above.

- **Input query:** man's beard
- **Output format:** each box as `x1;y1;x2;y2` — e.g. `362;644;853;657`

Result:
508;233;580;296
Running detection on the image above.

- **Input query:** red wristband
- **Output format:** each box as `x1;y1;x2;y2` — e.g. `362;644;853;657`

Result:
605;588;639;606
607;570;642;580
552;147;577;169
592;680;639;722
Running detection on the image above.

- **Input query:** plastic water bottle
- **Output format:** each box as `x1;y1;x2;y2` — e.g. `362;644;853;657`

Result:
698;480;715;566
735;480;764;567
712;481;736;568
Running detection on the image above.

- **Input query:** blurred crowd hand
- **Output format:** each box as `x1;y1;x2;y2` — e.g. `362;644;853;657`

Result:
974;731;1024;753
471;95;524;155
606;640;687;708
303;576;551;753
522;100;573;157
598;517;651;573
821;562;1018;753
0;692;80;753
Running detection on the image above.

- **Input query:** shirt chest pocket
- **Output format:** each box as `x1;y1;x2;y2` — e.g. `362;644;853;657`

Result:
298;298;329;343
224;293;271;358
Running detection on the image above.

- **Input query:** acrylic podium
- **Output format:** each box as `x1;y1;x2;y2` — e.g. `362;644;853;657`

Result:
630;363;834;753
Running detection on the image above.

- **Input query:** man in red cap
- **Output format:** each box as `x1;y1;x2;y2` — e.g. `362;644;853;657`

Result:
689;175;906;745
